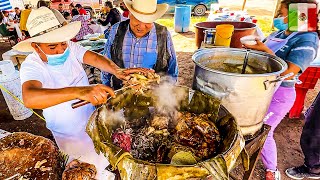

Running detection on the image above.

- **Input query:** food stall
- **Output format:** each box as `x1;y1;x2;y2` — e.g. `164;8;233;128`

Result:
0;0;312;179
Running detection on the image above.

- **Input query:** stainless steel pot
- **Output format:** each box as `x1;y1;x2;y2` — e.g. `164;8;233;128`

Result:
192;48;288;136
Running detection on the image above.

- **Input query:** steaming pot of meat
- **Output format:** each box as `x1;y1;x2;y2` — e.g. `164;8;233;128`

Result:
86;84;246;180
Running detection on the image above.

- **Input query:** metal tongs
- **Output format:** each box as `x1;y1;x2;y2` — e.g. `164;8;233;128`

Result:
241;49;250;74
71;83;139;109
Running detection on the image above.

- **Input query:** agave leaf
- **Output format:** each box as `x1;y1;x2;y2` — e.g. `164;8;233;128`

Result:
156;164;210;180
86;108;103;154
241;149;250;171
199;154;228;180
117;156;157;180
170;151;198;165
124;106;149;120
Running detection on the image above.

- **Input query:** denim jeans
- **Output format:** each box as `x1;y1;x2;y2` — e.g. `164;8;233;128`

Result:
301;92;320;169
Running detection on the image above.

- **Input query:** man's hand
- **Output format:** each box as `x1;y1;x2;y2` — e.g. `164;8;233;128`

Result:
243;39;274;55
77;84;115;106
115;68;155;81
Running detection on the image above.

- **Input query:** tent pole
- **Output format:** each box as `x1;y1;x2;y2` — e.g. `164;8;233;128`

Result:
241;0;247;11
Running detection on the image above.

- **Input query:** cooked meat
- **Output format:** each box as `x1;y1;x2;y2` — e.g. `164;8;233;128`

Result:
0;132;63;180
151;115;169;130
62;159;97;180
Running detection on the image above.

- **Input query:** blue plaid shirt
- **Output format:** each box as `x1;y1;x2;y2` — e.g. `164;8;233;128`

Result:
101;22;178;86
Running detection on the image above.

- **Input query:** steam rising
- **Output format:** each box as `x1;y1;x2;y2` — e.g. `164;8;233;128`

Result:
152;81;188;126
98;80;188;129
99;106;126;129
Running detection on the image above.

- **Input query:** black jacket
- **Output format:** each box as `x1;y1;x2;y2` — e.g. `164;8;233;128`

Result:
98;8;121;26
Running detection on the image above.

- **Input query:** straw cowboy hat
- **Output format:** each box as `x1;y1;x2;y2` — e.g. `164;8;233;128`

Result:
13;7;81;52
123;0;169;23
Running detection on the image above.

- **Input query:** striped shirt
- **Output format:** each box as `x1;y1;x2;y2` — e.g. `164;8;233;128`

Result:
102;22;178;86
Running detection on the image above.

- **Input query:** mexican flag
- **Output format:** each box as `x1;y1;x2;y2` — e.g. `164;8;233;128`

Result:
288;3;318;32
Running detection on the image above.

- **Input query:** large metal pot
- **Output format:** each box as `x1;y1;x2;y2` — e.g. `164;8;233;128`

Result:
194;21;256;49
192;48;288;136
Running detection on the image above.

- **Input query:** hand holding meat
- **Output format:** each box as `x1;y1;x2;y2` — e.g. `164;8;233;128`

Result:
123;72;161;93
114;67;155;81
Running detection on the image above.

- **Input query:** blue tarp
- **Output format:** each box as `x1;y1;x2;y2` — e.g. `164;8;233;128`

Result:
0;0;12;10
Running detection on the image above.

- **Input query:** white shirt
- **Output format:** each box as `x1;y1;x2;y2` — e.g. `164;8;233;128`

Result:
20;41;112;179
2;16;10;24
20;41;93;135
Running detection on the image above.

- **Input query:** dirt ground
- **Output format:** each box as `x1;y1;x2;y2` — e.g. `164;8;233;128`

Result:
0;1;319;177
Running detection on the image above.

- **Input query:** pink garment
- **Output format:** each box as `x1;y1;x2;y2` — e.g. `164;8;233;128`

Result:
71;15;94;40
261;86;296;170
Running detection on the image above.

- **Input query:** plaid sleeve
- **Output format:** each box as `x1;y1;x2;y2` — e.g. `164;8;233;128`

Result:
104;23;119;59
101;23;120;86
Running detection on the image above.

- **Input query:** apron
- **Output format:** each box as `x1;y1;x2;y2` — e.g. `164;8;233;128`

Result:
264;31;298;53
265;31;299;88
40;52;113;179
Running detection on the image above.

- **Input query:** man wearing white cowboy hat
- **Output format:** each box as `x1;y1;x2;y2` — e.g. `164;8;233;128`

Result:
102;0;178;89
13;7;152;179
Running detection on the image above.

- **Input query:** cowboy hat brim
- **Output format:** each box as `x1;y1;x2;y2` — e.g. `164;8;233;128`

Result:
13;21;81;52
124;0;168;23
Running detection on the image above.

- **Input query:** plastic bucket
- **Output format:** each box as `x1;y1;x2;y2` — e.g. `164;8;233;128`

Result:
174;5;191;33
214;24;234;47
0;60;33;120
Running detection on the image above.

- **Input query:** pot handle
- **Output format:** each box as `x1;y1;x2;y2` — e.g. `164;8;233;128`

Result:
195;77;230;99
263;72;294;90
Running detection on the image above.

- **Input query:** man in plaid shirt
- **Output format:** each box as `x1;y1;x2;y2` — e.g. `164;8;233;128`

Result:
101;0;178;88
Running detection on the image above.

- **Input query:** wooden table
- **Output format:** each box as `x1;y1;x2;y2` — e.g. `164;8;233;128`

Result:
230;124;271;180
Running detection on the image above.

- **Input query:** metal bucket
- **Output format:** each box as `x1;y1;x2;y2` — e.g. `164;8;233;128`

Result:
192;48;288;136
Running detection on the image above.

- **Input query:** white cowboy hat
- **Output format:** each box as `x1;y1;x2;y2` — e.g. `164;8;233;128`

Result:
124;0;168;23
13;7;81;52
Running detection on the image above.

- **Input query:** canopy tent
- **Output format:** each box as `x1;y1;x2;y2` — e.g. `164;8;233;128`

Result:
0;0;12;10
241;0;281;28
241;0;281;15
11;0;25;9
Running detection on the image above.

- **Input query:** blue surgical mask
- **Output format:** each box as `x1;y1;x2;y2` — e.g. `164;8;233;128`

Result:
273;16;288;31
36;44;70;66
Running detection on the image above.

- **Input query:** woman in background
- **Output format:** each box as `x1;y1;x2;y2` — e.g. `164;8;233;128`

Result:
71;9;93;41
243;0;319;180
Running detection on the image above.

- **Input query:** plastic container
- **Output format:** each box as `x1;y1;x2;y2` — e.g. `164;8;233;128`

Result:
289;66;320;119
240;35;261;45
214;24;234;47
0;60;33;120
174;5;191;33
